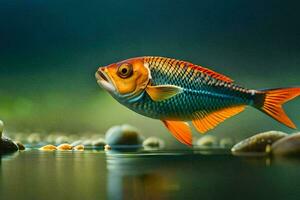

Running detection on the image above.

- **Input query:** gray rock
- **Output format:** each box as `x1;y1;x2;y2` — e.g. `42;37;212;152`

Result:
105;124;144;148
231;131;287;153
143;137;165;149
272;133;300;156
196;135;218;147
0;136;19;153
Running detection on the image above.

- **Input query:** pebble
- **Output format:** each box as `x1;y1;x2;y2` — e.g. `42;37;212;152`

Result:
16;142;25;150
105;124;144;147
57;143;73;151
231;131;287;153
73;144;84;151
143;137;165;149
196;135;218;147
39;144;57;151
271;133;300;156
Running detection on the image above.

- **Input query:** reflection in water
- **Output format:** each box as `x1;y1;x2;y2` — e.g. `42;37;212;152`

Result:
106;150;300;200
1;150;300;200
0;150;107;200
0;152;20;161
106;151;179;200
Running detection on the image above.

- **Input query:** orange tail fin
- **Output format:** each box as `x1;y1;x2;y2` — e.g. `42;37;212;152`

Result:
254;87;300;129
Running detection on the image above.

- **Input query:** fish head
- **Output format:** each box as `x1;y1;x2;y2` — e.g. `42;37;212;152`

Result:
95;57;151;101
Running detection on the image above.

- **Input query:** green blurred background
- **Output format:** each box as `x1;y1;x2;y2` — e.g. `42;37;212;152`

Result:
0;0;300;142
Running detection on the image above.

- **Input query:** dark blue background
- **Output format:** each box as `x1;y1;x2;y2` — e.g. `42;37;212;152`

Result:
0;0;299;136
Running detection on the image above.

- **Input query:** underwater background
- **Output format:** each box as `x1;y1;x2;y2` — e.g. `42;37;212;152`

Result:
1;0;300;147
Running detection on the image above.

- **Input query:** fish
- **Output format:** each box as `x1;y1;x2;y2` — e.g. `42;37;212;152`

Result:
95;56;300;146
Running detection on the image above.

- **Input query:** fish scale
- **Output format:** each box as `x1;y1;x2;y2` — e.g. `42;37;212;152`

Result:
128;57;253;120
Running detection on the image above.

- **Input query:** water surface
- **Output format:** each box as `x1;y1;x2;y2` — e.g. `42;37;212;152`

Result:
1;149;300;200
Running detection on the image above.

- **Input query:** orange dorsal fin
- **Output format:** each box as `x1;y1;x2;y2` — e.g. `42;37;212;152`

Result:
255;87;300;129
189;64;233;83
192;105;246;134
162;120;192;146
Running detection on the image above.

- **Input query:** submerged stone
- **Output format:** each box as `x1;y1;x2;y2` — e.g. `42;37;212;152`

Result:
196;135;218;147
0;136;19;153
231;131;287;153
272;133;300;156
16;142;25;150
39;144;57;151
57;143;73;151
143;137;165;149
105;124;144;148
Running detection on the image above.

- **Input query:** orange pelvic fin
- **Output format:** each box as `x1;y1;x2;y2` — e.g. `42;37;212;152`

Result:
162;120;192;146
192;105;246;134
255;87;300;129
190;64;234;83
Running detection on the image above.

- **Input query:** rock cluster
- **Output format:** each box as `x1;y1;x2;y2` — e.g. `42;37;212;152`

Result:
39;143;84;151
231;131;300;157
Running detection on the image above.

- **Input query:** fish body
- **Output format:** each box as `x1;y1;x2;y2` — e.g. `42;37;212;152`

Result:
125;57;253;120
96;56;300;146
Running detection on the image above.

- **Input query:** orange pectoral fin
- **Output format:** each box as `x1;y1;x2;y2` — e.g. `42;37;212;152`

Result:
146;85;183;101
192;105;246;134
162;120;193;146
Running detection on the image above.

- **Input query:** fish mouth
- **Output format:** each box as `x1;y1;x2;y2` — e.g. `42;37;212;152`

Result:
95;68;116;93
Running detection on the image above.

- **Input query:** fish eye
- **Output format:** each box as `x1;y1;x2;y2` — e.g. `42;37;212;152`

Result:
117;63;133;78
